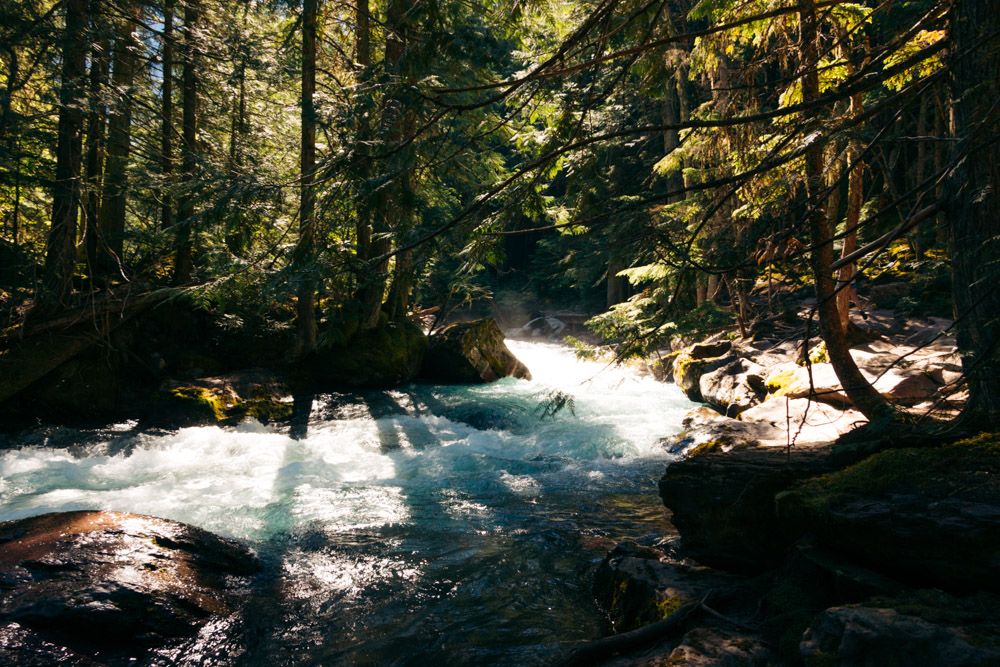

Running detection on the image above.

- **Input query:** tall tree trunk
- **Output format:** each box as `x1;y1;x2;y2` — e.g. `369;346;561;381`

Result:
38;0;89;314
293;0;318;356
97;4;138;275
172;0;199;285
799;0;891;420
84;4;110;283
354;0;385;329
161;0;174;231
836;41;864;331
361;0;411;328
948;0;1000;425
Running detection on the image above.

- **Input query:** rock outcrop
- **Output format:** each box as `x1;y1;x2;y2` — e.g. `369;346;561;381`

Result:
698;357;767;417
0;511;258;661
421;318;531;383
776;434;1000;594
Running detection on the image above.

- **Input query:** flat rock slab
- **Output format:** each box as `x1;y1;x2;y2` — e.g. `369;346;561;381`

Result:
0;511;258;657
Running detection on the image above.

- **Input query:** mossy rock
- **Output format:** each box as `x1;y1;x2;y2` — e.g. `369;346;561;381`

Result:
776;433;1000;594
156;369;294;426
672;347;737;402
310;318;429;388
421;318;531;384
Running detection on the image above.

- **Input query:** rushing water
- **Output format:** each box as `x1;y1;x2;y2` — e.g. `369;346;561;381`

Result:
0;340;696;665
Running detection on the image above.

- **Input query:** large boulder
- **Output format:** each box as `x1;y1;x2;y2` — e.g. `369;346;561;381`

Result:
659;444;836;572
776;434;1000;594
673;343;737;402
0;511;258;661
801;606;1000;666
310;319;429;388
699;357;767;417
421;318;531;383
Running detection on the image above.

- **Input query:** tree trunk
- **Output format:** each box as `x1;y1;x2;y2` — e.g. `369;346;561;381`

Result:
84;3;110;283
799;0;891;420
836;41;864;332
161;0;174;231
172;0;199;285
293;0;318;356
98;4;138;275
38;0;89;314
948;0;1000;425
362;0;412;328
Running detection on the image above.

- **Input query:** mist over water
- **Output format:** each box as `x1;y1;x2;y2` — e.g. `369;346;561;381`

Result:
0;340;696;664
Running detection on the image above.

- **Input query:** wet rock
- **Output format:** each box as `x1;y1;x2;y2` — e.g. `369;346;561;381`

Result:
699;358;767;417
157;368;294;426
422;317;531;383
800;606;1000;666
0;511;258;660
659;445;835;572
593;541;737;632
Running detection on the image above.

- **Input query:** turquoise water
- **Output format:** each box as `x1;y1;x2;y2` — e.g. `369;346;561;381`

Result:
0;341;695;664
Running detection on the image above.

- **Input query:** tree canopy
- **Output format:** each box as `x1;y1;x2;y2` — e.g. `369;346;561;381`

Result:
1;0;997;427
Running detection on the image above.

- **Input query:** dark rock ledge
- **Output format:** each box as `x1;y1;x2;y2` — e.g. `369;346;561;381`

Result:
569;431;1000;666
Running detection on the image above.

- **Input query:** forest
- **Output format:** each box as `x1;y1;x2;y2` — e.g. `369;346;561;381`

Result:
0;0;999;664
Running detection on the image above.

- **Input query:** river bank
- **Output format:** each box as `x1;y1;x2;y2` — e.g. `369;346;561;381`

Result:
571;307;1000;666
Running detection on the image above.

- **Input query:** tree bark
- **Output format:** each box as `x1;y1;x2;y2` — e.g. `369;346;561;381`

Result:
361;0;412;328
98;3;138;274
161;0;174;231
38;0;89;313
948;0;1000;425
799;0;891;420
836;40;864;331
293;0;318;356
84;2;110;283
172;0;199;285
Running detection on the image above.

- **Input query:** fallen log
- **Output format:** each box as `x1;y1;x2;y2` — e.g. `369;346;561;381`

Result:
0;288;179;405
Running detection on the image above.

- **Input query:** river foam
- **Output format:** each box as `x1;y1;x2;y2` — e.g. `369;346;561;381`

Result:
0;340;696;664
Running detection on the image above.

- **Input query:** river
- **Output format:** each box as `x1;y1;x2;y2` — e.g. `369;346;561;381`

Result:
0;340;696;665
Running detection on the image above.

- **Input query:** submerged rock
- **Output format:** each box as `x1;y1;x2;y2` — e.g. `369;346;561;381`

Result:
0;511;258;660
422;318;531;383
